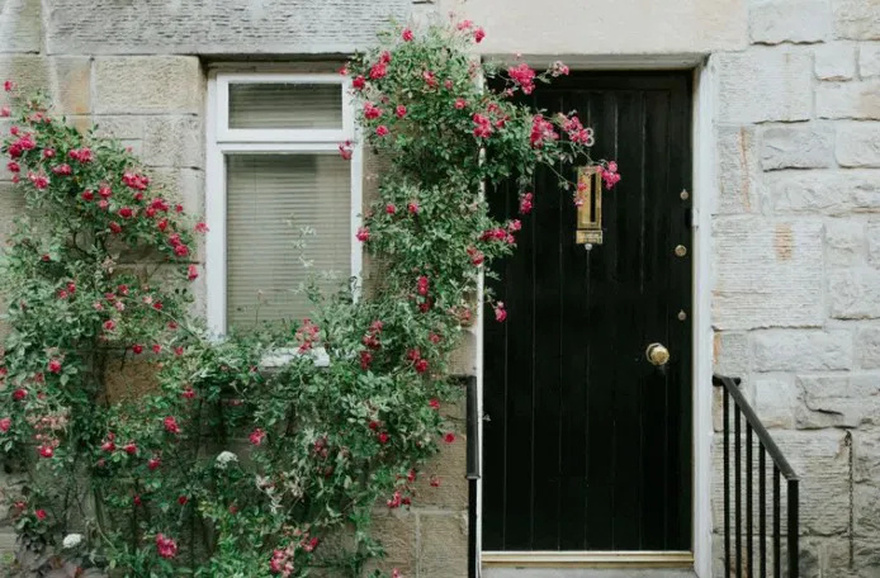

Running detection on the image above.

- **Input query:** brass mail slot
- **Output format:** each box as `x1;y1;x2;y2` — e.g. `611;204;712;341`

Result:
576;166;603;246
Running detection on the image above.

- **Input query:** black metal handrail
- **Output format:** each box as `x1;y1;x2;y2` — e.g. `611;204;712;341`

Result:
713;374;799;578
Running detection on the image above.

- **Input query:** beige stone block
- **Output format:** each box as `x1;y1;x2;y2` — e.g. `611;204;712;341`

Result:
829;268;880;319
861;42;880;78
833;0;880;40
714;49;812;123
94;57;203;115
0;0;42;54
0;55;91;115
103;357;161;403
795;374;880;429
817;81;880;120
712;218;824;330
715;125;760;215
0;181;25;245
412;436;468;510
749;0;832;44
815;41;858;80
837;122;880;168
143;116;204;169
752;329;853;371
418;513;467;578
826;217;866;268
365;510;417;577
447;329;476;377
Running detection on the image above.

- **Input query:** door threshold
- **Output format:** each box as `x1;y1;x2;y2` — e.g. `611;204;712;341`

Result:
481;551;693;568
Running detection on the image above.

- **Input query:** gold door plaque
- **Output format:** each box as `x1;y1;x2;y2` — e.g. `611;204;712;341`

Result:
575;166;603;246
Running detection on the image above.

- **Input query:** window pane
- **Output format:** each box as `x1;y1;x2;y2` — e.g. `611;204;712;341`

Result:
226;154;351;327
228;83;343;129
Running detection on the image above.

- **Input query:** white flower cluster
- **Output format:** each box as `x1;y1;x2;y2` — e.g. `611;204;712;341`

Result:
215;450;238;469
62;533;83;549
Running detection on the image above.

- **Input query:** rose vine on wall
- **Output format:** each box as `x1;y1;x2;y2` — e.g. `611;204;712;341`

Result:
0;20;617;578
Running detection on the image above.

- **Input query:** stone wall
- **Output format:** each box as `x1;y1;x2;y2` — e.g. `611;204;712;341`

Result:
710;1;880;576
5;0;880;576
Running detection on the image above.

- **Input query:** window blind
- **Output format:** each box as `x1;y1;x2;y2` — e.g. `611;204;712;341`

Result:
228;83;343;129
226;154;351;327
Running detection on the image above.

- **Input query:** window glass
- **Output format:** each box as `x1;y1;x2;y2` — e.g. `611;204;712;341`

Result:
228;83;343;129
225;154;351;326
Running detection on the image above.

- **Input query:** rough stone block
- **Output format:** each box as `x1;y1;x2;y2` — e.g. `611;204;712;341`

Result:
753;329;853;371
447;329;476;377
94;57;203;115
0;0;42;54
0;56;90;115
754;375;796;428
816;81;880;120
143;116;204;169
148;167;205;220
412;436;468;510
814;41;857;80
826;217;866;267
763;169;880;215
833;0;880;40
104;357;160;403
713;331;751;377
854;481;880;539
0;181;25;245
417;513;468;578
715;125;759;215
867;222;880;266
714;49;812;122
712;218;824;329
861;42;880;78
837;122;880;167
760;123;835;170
795;374;879;429
749;0;832;44
857;327;880;368
364;510;417;577
773;430;850;535
45;0;410;55
829;269;880;318
854;428;880;482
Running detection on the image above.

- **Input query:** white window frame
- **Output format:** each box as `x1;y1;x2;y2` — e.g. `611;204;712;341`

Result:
205;71;363;335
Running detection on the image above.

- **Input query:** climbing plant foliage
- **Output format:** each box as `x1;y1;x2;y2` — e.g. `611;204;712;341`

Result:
0;19;617;578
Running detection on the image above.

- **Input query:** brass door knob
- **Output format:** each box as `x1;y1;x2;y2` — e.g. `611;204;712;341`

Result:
646;343;670;366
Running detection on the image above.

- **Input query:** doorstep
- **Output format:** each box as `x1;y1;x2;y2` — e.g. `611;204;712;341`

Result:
482;569;698;578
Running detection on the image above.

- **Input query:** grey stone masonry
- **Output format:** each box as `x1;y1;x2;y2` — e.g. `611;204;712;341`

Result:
45;0;411;55
713;1;880;575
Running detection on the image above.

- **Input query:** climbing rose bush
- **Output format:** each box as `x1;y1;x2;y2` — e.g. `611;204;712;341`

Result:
0;19;616;578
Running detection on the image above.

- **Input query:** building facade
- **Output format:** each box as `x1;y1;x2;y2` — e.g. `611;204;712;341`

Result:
2;0;880;576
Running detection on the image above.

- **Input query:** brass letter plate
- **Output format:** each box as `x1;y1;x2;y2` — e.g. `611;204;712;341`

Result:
576;166;603;246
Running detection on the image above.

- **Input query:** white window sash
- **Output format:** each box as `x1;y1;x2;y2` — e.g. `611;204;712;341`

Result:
206;71;362;336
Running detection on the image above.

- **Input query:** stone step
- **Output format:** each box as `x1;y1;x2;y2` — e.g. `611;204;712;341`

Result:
482;569;698;578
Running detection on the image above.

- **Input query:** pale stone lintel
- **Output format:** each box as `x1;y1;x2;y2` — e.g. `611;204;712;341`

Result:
481;53;707;70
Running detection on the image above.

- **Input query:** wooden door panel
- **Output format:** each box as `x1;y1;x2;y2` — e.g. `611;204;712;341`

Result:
482;72;693;552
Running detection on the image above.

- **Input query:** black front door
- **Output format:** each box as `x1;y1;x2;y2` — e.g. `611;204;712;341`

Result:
482;71;693;552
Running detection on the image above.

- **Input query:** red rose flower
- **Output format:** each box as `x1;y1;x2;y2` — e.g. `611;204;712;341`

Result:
402;28;414;41
35;509;47;520
163;416;181;434
444;432;456;444
0;417;11;432
47;359;62;374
